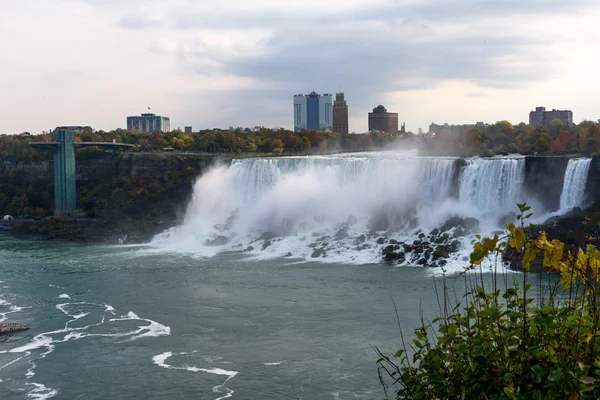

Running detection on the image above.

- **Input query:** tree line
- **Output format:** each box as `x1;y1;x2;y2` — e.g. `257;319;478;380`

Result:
423;119;600;157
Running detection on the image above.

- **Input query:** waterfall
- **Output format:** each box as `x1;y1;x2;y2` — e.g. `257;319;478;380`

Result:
458;158;525;214
151;152;531;270
559;158;592;212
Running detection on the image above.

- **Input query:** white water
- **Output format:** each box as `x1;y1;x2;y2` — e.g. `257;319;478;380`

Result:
459;158;525;214
559;158;592;212
151;152;538;273
0;290;170;399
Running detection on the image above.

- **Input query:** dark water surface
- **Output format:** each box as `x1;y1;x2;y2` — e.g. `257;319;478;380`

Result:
0;233;445;399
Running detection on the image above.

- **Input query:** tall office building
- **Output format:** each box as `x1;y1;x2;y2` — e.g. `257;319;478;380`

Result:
529;106;573;127
368;105;399;134
293;92;333;132
332;93;349;134
127;113;171;133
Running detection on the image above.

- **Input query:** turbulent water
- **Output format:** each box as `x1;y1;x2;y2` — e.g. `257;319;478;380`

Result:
152;152;534;273
559;158;592;212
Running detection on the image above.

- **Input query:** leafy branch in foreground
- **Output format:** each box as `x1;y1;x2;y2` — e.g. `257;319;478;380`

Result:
378;203;600;400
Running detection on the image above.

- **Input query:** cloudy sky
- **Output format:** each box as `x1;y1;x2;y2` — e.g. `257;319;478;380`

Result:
1;0;599;134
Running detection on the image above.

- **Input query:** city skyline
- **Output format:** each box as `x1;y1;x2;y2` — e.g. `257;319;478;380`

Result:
1;1;600;134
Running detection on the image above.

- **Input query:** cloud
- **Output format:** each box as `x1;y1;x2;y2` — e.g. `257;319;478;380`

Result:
119;14;163;29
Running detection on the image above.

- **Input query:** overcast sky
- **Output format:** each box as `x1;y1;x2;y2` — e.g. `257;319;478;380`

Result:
1;0;599;134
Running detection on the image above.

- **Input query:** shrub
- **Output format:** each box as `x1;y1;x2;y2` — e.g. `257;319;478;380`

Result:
378;203;600;399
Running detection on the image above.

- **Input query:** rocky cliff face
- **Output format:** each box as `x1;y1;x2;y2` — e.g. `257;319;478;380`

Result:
522;156;570;212
1;152;230;182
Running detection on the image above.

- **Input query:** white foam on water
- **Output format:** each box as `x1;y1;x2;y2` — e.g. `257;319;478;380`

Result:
26;382;58;400
58;294;70;299
264;362;283;366
2;292;170;399
153;351;238;400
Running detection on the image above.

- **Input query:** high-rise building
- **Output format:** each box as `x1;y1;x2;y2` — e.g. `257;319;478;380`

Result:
332;93;349;134
529;106;573;127
293;92;333;132
127;113;170;133
184;126;192;134
368;105;398;134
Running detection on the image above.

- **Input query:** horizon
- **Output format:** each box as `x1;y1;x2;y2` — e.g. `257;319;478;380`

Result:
1;0;599;134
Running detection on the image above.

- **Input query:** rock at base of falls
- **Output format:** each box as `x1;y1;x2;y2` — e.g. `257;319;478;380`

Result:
0;323;29;335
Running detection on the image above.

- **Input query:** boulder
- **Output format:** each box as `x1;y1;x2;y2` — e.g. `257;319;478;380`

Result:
311;248;326;258
353;234;366;245
377;237;386;245
0;323;28;335
259;232;278;241
205;235;229;246
335;227;349;240
262;240;272;250
244;246;254;252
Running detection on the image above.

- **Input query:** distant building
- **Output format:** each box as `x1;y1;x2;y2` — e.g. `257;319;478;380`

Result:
368;105;398;134
184;126;192;134
127;113;170;133
332;93;349;134
293;92;333;132
428;122;487;135
529;106;573;127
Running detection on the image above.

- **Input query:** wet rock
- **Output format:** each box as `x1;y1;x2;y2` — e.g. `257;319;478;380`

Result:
441;216;480;234
384;251;400;262
452;226;469;238
422;241;431;247
424;249;433;259
377;237;386;245
284;252;293;257
335;227;349;240
311;248;326;258
356;244;370;251
403;244;413;252
244;246;254;252
389;239;398;245
417;257;428;266
413;240;422;246
205;235;229;246
450;240;461;251
308;242;318;248
0;323;28;335
262;240;272;250
438;260;448;267
259;232;278;241
434;236;446;244
353;234;366;245
429;228;440;236
433;247;449;259
418;233;426;239
413;246;424;254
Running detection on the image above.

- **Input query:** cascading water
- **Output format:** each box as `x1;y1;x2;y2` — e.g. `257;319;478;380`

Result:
559;158;592;212
458;158;525;214
150;152;533;273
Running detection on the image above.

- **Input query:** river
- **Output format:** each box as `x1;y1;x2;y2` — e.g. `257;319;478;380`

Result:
0;233;442;399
